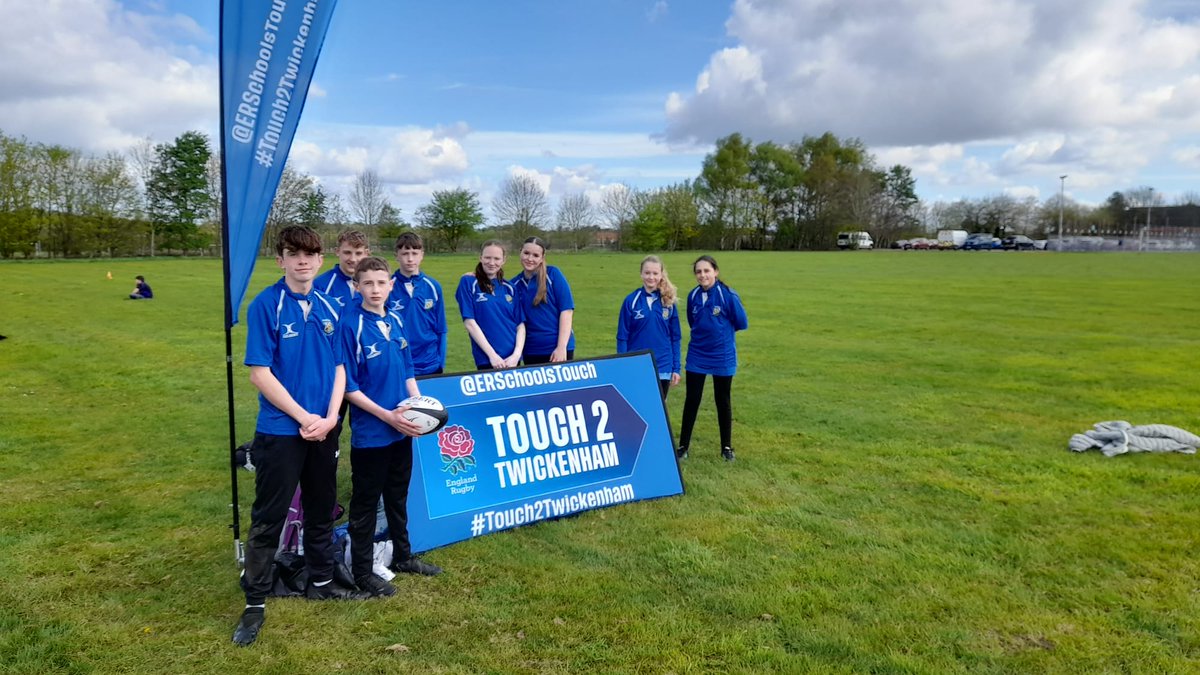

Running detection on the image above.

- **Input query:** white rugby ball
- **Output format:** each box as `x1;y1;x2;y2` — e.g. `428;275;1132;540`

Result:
395;395;449;436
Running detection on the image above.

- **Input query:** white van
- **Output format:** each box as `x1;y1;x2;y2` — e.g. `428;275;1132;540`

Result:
837;231;874;250
936;229;968;249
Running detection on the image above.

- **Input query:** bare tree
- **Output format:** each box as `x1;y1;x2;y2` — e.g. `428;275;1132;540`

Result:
262;163;317;252
126;136;156;196
349;169;386;228
491;174;550;242
555;192;594;250
1174;191;1200;206
325;192;350;228
205;154;222;227
599;183;638;249
1123;186;1162;209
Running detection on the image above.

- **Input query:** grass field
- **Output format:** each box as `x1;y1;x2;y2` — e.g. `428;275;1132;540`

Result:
1;250;1198;673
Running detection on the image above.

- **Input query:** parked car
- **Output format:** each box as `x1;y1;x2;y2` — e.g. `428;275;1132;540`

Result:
891;239;911;250
962;233;1001;250
910;237;934;250
1001;234;1036;250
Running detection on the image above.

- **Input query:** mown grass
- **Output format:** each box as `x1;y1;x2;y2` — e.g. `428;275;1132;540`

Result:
0;250;1198;673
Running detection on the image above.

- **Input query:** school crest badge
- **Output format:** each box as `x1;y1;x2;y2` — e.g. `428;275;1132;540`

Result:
661;308;670;319
322;319;335;334
424;299;434;310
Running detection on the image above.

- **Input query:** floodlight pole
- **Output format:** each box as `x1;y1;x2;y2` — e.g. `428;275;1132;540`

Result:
1057;175;1067;250
1147;187;1154;235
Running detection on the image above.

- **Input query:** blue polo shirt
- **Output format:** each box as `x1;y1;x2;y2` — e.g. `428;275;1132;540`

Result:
616;287;681;377
338;302;415;449
513;265;575;356
455;274;524;367
244;278;344;435
387;270;448;375
684;282;748;377
313;265;356;309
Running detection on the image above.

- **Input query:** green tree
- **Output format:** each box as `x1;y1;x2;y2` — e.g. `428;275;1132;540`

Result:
791;133;870;249
299;185;330;228
696;133;754;250
80;152;139;256
748;142;802;249
35;145;87;257
658;182;700;251
146;131;212;254
0;131;39;257
417;188;484;252
871;165;920;245
377;203;409;244
626;193;667;252
1104;191;1130;231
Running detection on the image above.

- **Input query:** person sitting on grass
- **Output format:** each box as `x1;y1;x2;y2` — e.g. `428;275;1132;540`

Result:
128;275;153;300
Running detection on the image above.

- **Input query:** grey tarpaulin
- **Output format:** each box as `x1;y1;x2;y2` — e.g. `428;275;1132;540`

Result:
1069;421;1200;457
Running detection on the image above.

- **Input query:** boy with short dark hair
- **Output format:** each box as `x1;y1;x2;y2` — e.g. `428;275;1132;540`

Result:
387;232;447;375
232;225;362;648
339;256;441;597
128;275;153;299
314;229;370;308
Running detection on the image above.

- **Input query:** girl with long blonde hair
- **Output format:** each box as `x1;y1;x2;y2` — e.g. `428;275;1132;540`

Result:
616;255;681;400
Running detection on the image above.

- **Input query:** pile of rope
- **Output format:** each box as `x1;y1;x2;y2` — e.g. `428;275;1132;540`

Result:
1069;421;1200;457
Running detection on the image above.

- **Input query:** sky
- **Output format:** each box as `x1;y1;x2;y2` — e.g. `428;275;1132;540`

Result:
1;0;1199;220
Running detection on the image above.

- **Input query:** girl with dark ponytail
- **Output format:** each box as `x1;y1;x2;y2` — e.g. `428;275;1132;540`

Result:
677;255;748;462
455;240;525;370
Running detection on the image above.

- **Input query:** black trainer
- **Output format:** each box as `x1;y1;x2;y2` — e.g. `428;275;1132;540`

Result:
356;573;396;598
676;445;689;460
721;446;735;462
392;556;442;576
305;580;369;600
231;607;264;647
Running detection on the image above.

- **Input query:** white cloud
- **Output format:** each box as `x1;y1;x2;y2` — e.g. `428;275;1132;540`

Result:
469;130;702;160
288;126;470;185
664;0;1200;146
663;0;1200;201
0;1;214;151
1172;146;1200;167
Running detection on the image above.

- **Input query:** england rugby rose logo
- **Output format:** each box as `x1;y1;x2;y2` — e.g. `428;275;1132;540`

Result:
437;424;476;475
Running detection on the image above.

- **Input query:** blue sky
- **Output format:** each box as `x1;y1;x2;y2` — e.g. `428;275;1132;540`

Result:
2;0;1198;220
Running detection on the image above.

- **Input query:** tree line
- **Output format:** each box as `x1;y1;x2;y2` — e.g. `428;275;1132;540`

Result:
2;127;1190;259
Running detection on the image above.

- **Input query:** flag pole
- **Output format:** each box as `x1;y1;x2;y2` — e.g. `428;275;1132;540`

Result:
218;0;244;567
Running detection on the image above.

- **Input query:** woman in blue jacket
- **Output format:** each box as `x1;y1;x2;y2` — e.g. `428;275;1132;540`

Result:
616;255;681;401
514;237;574;364
678;255;748;462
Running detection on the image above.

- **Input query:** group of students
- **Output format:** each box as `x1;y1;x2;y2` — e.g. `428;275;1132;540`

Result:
231;225;748;647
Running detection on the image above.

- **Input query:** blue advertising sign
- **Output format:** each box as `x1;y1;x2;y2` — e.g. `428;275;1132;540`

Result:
407;352;683;553
219;0;339;326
